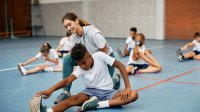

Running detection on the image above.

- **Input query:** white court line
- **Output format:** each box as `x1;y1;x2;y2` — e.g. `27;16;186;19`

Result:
0;45;167;72
0;64;42;72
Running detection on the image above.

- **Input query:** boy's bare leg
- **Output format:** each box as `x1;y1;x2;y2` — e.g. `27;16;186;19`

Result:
183;51;196;59
109;90;138;106
126;66;134;74
27;65;48;74
52;93;90;112
194;54;200;60
140;66;161;73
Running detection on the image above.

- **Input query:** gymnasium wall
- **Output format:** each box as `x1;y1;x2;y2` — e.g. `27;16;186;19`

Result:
165;0;200;40
39;0;164;39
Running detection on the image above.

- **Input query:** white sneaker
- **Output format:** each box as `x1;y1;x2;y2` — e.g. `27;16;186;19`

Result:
44;67;53;72
178;55;183;62
18;64;27;75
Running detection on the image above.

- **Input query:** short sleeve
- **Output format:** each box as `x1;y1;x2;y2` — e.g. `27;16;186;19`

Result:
98;52;115;66
51;49;59;59
35;53;42;59
72;66;82;78
192;40;197;45
125;37;131;44
92;33;107;49
59;38;65;45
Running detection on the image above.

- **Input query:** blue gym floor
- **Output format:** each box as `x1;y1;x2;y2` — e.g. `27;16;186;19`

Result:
0;37;200;112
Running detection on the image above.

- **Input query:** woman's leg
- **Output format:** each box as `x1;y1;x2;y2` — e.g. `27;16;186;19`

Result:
108;53;115;77
62;53;77;92
52;93;90;112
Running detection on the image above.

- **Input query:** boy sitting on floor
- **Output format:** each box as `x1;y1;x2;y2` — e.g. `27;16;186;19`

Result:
32;43;138;112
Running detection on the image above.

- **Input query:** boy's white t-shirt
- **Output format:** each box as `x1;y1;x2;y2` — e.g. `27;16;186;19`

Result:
72;52;115;90
59;37;74;51
192;40;200;51
126;36;135;49
127;45;146;65
35;49;61;66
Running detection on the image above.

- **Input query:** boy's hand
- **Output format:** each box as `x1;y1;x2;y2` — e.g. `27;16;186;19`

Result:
121;87;132;100
36;90;52;99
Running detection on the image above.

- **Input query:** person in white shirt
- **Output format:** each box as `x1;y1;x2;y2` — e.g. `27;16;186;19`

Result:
56;30;74;57
126;33;162;75
54;12;120;104
18;43;62;76
117;27;137;58
177;32;200;62
34;43;138;112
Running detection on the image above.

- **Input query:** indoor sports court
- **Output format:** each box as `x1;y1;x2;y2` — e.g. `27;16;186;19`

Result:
0;0;200;112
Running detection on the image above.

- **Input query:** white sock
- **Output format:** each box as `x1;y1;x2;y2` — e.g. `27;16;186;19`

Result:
20;66;27;75
47;108;53;112
97;100;110;108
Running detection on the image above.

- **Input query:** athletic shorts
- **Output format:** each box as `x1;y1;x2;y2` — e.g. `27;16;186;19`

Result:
80;88;118;101
58;50;69;57
128;63;149;70
128;48;133;52
193;50;200;55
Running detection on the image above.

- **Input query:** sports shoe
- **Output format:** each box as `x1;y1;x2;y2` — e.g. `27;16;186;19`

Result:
131;67;140;75
44;67;53;72
117;48;123;58
18;64;27;75
178;55;183;62
81;96;99;111
29;96;47;112
176;49;183;56
54;91;71;104
113;74;121;90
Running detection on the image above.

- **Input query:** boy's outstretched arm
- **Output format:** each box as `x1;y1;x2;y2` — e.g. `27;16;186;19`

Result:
36;75;77;98
181;42;194;50
113;60;132;100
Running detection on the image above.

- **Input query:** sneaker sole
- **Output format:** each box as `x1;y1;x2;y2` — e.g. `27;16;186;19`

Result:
54;93;71;104
81;96;98;111
18;64;24;75
30;96;42;112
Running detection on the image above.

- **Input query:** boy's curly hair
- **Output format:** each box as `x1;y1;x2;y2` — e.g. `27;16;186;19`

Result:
71;43;87;62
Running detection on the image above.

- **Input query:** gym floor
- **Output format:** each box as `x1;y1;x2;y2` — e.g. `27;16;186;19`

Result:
0;37;199;112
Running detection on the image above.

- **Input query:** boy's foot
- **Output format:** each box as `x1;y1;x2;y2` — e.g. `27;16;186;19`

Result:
176;49;183;56
117;48;123;58
44;67;53;72
30;96;47;112
178;55;184;62
81;96;99;111
113;74;121;90
54;91;71;104
131;67;140;75
18;64;27;75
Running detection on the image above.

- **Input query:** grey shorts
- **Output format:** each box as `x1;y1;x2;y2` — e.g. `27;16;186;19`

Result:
80;88;118;101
